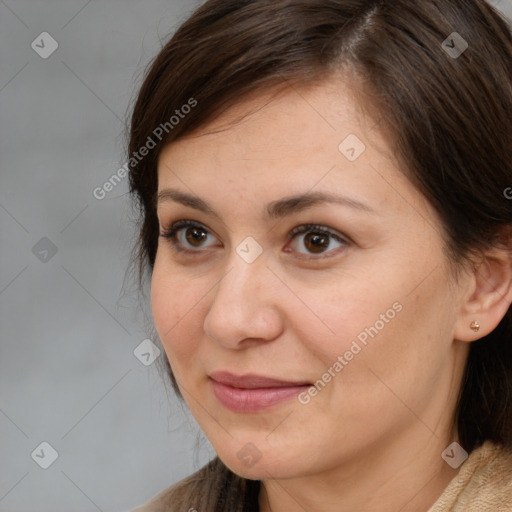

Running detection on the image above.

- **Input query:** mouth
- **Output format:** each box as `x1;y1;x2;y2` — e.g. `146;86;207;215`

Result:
208;371;312;412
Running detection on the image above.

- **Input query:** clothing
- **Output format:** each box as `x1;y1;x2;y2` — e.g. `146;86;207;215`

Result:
130;440;512;511
426;440;512;511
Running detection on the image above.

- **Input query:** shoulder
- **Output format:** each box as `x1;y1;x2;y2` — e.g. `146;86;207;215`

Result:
428;441;512;512
128;483;179;512
128;460;216;512
128;456;253;512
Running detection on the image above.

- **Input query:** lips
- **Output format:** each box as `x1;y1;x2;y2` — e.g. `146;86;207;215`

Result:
209;371;312;412
209;371;311;388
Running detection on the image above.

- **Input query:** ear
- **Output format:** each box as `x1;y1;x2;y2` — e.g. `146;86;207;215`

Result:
454;237;512;342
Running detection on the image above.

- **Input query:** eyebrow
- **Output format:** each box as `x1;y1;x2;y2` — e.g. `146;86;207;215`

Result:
155;188;376;221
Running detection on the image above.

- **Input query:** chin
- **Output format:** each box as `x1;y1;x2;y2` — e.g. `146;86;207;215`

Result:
216;447;301;481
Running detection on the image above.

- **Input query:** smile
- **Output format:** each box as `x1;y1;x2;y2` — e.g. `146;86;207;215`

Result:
209;371;312;412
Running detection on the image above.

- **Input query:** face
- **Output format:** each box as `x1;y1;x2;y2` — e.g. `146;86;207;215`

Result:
151;79;469;481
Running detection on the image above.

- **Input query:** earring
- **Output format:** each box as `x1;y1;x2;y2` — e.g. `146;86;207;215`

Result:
470;321;480;332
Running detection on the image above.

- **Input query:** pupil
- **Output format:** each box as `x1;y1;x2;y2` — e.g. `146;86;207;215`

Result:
306;233;328;253
186;227;207;246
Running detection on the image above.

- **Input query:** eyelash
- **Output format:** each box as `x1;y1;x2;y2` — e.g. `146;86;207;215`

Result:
159;219;351;260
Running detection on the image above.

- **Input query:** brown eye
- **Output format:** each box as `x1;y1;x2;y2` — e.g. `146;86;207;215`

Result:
161;220;350;259
303;232;330;253
286;224;349;259
184;226;208;247
160;220;218;252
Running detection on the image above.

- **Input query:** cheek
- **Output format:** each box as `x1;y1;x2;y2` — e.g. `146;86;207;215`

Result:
335;269;457;408
304;271;402;362
150;262;203;367
307;259;452;385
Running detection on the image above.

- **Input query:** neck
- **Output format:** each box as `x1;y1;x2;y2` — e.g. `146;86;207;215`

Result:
258;429;461;512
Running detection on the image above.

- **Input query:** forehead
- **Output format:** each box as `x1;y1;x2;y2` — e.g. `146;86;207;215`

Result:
159;78;390;170
154;78;430;225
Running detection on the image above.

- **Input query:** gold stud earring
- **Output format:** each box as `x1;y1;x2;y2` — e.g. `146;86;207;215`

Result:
470;321;480;332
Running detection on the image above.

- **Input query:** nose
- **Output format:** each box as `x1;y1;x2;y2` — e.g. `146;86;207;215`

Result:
203;248;284;350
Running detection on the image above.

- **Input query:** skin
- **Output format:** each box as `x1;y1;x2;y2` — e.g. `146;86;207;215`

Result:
150;78;512;511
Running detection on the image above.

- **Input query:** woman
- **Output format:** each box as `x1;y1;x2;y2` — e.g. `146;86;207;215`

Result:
127;0;512;510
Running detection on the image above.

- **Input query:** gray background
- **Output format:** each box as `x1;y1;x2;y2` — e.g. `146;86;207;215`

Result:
1;1;511;511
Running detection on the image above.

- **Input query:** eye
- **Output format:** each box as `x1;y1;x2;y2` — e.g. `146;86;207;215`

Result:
159;220;350;259
286;224;349;259
159;220;219;253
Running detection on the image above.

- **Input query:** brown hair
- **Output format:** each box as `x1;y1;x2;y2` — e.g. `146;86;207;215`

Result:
126;1;512;509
